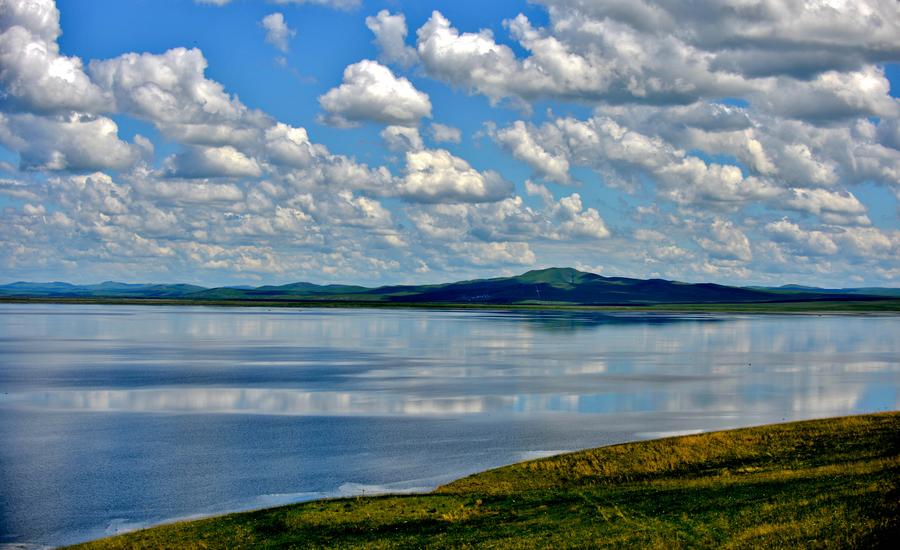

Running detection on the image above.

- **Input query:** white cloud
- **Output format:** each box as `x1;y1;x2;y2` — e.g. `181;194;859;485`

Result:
756;67;899;122
365;10;417;67
0;112;141;171
612;104;899;190
127;169;244;204
415;11;526;106
407;183;609;244
318;60;431;127
784;188;870;226
381;125;423;152
695;218;752;262
272;0;361;11
493;120;570;183
3;0;898;287
263;123;327;167
493;115;782;207
553;193;610;239
328;190;393;229
163;146;262;179
261;13;295;53
0;0;109;113
414;10;751;108
410;4;900;122
429;123;461;144
398;149;512;203
90;48;247;128
765;219;839;256
448;241;536;266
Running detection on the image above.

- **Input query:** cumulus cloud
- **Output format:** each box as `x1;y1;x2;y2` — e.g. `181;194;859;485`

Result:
407;183;609;245
493;120;570;183
551;193;610;239
0;112;141;171
3;0;899;286
365;10;417;67
765;218;839;257
318;60;431;127
756;67;899;122
398;149;512;203
492;115;782;208
163;146;262;179
784;188;870;226
410;3;899;121
261;13;295;53
89;48;260;133
263;123;327;167
764;220;897;264
381;125;423;152
414;10;750;108
491;104;900;236
695;218;752;262
0;0;109;113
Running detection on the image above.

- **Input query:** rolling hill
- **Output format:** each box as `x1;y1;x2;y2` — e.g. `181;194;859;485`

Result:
1;267;896;306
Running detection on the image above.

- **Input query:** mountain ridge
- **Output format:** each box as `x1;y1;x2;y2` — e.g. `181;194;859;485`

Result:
2;267;897;305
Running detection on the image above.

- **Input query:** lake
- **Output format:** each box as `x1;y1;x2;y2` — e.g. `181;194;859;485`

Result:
1;304;898;547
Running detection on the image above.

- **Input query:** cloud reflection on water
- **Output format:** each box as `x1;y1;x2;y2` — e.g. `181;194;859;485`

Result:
5;381;894;418
2;305;900;549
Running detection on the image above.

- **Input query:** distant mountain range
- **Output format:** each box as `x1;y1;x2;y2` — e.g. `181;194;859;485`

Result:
1;267;897;306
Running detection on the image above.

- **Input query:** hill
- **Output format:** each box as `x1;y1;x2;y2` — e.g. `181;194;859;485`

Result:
1;267;897;307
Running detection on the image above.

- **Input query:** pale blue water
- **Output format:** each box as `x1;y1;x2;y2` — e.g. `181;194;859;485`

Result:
0;304;898;547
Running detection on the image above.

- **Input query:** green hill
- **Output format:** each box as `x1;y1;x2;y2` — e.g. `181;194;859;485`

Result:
2;267;896;307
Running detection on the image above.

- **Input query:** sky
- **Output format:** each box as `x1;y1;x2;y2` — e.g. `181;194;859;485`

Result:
0;0;898;288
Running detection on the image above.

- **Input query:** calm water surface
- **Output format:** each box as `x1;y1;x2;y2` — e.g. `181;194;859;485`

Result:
0;304;898;546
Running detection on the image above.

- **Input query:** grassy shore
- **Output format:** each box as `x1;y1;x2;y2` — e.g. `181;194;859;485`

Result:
72;412;899;549
4;296;900;313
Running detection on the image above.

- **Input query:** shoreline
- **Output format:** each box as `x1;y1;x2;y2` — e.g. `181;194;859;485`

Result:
3;296;900;314
69;411;900;549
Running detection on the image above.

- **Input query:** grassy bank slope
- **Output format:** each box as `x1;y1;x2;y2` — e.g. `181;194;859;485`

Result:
72;413;900;549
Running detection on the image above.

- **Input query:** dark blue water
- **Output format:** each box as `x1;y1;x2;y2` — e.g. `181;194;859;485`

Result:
1;305;898;547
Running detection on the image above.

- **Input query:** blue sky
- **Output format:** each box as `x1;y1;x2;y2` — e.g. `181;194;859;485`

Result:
0;0;898;287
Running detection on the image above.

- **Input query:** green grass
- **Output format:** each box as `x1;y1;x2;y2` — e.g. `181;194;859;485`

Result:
71;412;900;549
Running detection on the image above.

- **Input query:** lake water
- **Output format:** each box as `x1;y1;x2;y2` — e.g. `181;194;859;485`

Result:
0;304;898;547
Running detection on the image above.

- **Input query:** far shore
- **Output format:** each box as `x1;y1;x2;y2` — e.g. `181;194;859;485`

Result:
3;296;900;313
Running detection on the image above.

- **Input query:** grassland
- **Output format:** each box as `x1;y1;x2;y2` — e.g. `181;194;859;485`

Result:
72;412;900;549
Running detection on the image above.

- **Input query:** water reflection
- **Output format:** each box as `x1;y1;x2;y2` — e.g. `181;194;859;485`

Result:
472;310;724;332
0;304;898;547
9;380;894;418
